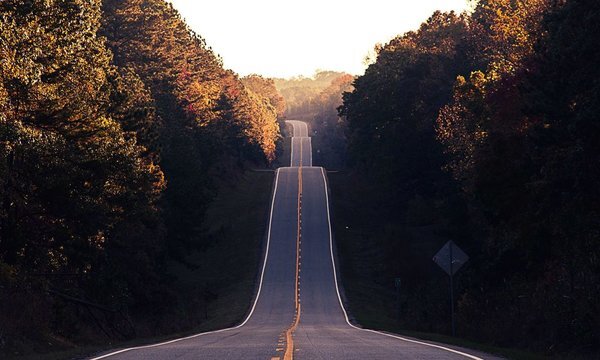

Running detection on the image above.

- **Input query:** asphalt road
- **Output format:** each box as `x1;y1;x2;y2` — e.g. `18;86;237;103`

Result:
290;137;312;167
89;120;500;360
288;120;312;167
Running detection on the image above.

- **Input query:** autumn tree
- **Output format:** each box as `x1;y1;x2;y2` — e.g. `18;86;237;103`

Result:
0;0;166;345
242;74;286;117
1;0;283;354
339;1;600;354
337;12;476;341
340;11;470;201
101;0;282;258
307;74;354;168
275;71;348;117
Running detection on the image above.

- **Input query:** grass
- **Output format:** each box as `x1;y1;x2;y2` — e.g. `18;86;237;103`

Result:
168;169;275;331
326;171;552;360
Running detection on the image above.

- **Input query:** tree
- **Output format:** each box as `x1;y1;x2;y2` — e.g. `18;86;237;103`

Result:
242;74;286;117
0;0;166;340
340;11;471;201
339;1;600;354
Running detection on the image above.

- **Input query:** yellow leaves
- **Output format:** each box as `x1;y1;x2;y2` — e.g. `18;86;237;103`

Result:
469;70;488;90
450;71;488;106
48;246;68;270
241;75;287;117
191;80;219;110
474;129;488;141
89;231;106;250
175;72;222;125
147;160;166;197
236;87;281;162
0;82;8;113
455;75;467;88
89;115;118;138
475;0;550;76
436;68;493;183
103;178;127;197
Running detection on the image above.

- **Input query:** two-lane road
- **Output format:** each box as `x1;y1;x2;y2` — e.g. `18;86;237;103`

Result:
288;120;312;167
89;120;499;360
90;167;300;359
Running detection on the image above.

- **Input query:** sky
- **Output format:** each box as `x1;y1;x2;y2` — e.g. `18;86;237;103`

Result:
169;0;472;79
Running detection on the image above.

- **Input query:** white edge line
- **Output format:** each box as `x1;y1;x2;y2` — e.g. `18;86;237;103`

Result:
308;137;312;167
319;167;485;360
290;136;294;167
286;120;295;167
286;120;309;168
89;169;283;360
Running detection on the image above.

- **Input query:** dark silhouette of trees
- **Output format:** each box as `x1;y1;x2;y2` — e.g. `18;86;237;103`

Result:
101;0;282;254
1;0;283;354
340;10;470;206
340;1;600;355
309;74;354;168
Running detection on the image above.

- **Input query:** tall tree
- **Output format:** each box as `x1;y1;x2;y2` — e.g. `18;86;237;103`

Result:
242;74;287;117
0;0;166;341
101;0;281;258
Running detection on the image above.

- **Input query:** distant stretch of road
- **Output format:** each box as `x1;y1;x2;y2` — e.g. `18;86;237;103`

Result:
89;120;499;360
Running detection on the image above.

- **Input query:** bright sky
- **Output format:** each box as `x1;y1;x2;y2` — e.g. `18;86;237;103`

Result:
169;0;471;78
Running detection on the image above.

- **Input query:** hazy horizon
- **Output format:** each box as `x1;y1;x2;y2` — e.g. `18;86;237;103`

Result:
168;0;471;79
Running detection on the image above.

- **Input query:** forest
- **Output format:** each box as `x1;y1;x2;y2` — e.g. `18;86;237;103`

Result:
0;0;282;356
334;0;599;356
274;71;354;168
2;0;599;358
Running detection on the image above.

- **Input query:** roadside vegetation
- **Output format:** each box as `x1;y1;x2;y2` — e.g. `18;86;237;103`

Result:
3;0;599;358
5;170;274;360
275;71;353;169
0;0;281;357
321;0;600;358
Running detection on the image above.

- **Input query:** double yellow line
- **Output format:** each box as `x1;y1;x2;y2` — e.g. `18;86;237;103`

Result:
282;139;303;360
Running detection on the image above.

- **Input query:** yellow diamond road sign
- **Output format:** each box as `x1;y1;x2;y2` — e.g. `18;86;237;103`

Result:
433;240;469;276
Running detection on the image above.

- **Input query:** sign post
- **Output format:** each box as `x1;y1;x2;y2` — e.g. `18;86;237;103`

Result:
433;240;469;337
394;277;402;321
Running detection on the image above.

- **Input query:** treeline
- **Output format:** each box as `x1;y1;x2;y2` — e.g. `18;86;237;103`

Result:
274;70;349;118
339;0;599;355
0;0;281;355
275;71;353;168
305;74;354;169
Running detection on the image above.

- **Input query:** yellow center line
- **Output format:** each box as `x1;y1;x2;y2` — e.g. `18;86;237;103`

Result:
282;151;303;360
299;137;303;167
295;165;302;309
283;303;301;360
273;131;304;360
